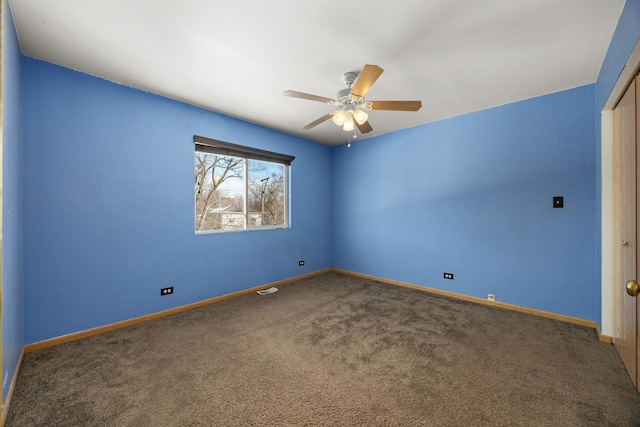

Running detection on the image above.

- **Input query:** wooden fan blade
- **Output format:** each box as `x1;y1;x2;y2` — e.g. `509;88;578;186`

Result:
350;65;384;99
369;101;422;111
284;90;335;104
302;113;333;130
355;120;373;134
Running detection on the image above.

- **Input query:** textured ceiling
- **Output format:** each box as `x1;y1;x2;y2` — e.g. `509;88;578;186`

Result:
9;0;625;145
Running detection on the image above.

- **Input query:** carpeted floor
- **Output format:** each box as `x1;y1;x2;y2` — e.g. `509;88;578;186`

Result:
6;272;640;426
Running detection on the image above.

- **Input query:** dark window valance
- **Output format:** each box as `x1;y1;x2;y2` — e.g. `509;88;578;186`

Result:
194;135;295;165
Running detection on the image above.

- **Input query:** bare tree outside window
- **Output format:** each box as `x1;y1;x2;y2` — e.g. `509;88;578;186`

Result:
248;161;286;227
194;153;244;231
195;152;287;232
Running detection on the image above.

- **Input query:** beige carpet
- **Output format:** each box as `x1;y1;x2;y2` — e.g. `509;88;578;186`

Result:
6;272;640;426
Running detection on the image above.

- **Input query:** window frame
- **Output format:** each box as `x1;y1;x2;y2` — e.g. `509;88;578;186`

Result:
194;135;294;234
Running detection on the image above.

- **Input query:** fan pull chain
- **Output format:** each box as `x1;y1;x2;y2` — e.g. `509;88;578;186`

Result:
348;130;357;148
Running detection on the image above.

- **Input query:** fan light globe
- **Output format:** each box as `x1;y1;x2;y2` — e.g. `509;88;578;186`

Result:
332;110;347;126
343;118;355;131
353;109;368;125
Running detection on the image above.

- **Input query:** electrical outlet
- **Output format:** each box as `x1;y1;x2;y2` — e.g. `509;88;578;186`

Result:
443;272;454;280
487;294;495;301
161;287;174;296
299;260;305;266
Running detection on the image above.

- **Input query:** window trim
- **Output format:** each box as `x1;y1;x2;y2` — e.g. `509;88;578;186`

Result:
194;136;293;233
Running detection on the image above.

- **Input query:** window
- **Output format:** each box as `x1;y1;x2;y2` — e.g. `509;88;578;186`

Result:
194;136;294;232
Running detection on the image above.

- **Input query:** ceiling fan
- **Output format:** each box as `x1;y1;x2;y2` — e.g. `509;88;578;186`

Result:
284;64;422;135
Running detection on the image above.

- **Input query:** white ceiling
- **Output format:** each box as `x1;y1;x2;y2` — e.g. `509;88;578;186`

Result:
9;0;625;146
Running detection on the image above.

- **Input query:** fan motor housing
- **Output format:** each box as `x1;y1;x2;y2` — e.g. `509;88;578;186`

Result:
342;71;359;86
336;87;351;100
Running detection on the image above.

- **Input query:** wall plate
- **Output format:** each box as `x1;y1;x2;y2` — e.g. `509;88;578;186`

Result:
553;196;563;208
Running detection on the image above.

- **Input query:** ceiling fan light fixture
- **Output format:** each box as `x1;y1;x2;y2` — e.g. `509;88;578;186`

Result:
284;64;421;137
332;110;347;126
353;109;368;125
343;118;355;131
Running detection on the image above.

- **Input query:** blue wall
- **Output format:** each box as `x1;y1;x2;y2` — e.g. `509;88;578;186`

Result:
16;2;636;346
22;59;332;344
594;0;640;328
333;85;597;320
2;0;25;404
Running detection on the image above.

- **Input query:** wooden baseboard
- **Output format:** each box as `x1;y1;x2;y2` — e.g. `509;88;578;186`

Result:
2;349;24;425
330;268;600;331
595;324;613;344
24;269;331;353
598;334;613;344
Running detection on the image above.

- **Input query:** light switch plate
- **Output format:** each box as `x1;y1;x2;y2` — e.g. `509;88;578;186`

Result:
553;196;563;208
